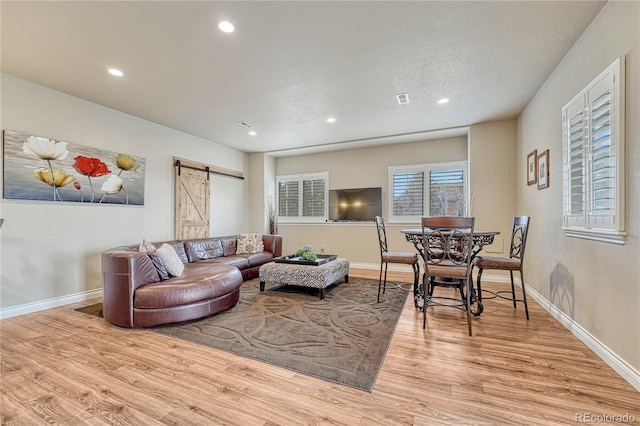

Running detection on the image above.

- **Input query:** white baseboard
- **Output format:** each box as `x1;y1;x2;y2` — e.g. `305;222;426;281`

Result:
0;289;102;320
524;285;640;392
352;262;639;391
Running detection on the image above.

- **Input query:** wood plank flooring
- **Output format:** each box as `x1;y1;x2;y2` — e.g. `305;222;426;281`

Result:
1;269;638;425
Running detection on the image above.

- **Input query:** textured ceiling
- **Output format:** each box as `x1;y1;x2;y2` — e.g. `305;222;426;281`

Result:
1;1;605;155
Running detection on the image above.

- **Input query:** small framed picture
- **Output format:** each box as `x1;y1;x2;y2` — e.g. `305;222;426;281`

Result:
527;149;538;185
537;149;549;190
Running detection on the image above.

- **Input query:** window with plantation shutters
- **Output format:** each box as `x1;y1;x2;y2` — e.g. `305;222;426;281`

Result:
562;56;625;244
389;161;468;222
276;172;328;222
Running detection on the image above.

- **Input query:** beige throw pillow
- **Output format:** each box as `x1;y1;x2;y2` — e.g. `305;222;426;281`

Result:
139;239;157;254
156;243;185;276
236;233;264;254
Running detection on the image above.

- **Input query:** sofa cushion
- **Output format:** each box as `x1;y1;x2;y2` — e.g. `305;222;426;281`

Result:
165;241;189;263
220;237;237;257
185;238;223;262
236;252;274;267
156;243;185;276
196;256;250;270
236;233;264;254
134;265;242;309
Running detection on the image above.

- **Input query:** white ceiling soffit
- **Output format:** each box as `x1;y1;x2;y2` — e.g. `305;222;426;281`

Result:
1;1;606;154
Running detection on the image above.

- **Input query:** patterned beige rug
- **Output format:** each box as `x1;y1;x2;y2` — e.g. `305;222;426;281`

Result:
76;276;407;392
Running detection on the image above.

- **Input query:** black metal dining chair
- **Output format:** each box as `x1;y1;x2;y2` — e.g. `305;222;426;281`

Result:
421;216;476;336
375;216;420;306
474;216;531;319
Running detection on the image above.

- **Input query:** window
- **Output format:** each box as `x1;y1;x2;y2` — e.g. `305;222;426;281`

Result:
277;172;328;222
562;57;626;244
388;161;468;222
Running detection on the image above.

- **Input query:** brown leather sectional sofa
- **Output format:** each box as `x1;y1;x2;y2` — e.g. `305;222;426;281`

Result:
101;234;282;328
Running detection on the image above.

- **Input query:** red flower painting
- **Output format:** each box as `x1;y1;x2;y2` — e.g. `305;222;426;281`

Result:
73;156;111;177
73;156;111;202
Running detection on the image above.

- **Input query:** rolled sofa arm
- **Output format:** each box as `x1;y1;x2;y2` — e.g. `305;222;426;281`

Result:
262;234;282;258
101;249;159;327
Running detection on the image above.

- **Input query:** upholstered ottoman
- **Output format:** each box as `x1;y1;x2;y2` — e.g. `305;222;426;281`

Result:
259;258;350;299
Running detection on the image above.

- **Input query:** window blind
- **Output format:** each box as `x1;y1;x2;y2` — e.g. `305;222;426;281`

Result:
568;105;585;218
302;178;326;217
429;168;465;216
278;180;299;217
392;171;424;216
589;89;614;218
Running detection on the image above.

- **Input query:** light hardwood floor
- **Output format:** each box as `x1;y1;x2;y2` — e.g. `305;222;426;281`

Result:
1;269;638;425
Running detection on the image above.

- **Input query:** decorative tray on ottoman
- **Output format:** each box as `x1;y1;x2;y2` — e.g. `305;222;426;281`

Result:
274;254;337;266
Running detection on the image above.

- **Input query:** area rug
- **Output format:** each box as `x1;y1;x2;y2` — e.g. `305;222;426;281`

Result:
75;277;408;392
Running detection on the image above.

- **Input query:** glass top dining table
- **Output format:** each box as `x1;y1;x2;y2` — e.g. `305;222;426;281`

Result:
400;228;500;315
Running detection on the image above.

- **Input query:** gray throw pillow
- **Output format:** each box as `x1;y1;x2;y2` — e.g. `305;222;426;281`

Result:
156;243;185;276
148;254;170;280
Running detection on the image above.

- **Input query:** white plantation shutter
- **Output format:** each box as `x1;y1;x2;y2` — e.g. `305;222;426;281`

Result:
278;180;299;217
392;170;424;217
563;97;586;228
429;168;465;216
588;78;615;229
302;178;326;217
562;57;625;244
277;172;328;222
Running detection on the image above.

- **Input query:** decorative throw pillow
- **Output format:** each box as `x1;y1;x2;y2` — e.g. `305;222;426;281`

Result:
156;243;185;276
138;239;157;254
148;254;170;280
236;233;263;254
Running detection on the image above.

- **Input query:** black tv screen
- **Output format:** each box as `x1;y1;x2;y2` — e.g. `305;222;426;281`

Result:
329;187;382;221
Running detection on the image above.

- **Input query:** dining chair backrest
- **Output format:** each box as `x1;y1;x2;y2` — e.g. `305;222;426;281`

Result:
374;216;389;256
421;216;475;267
509;216;530;261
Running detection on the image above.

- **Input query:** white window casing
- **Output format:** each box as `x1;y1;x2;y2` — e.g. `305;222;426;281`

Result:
562;56;625;244
277;172;328;223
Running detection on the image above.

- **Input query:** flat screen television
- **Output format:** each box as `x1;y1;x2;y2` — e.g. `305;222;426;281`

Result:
329;187;382;221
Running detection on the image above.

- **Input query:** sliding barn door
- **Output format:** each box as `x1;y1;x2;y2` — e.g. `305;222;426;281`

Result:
174;158;210;240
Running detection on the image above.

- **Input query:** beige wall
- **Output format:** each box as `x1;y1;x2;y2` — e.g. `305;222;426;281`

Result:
275;136;467;262
273;129;518;265
469;120;518;257
517;1;639;371
0;74;250;311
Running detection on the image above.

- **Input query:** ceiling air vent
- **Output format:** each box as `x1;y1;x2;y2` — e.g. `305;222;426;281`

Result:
237;121;254;129
396;92;410;105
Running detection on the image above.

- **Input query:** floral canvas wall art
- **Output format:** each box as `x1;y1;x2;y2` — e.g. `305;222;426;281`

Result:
3;129;145;205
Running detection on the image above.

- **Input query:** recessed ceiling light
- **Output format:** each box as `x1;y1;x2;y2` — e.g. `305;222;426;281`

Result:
248;131;257;136
108;68;124;77
326;117;336;123
438;98;450;104
218;21;235;33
